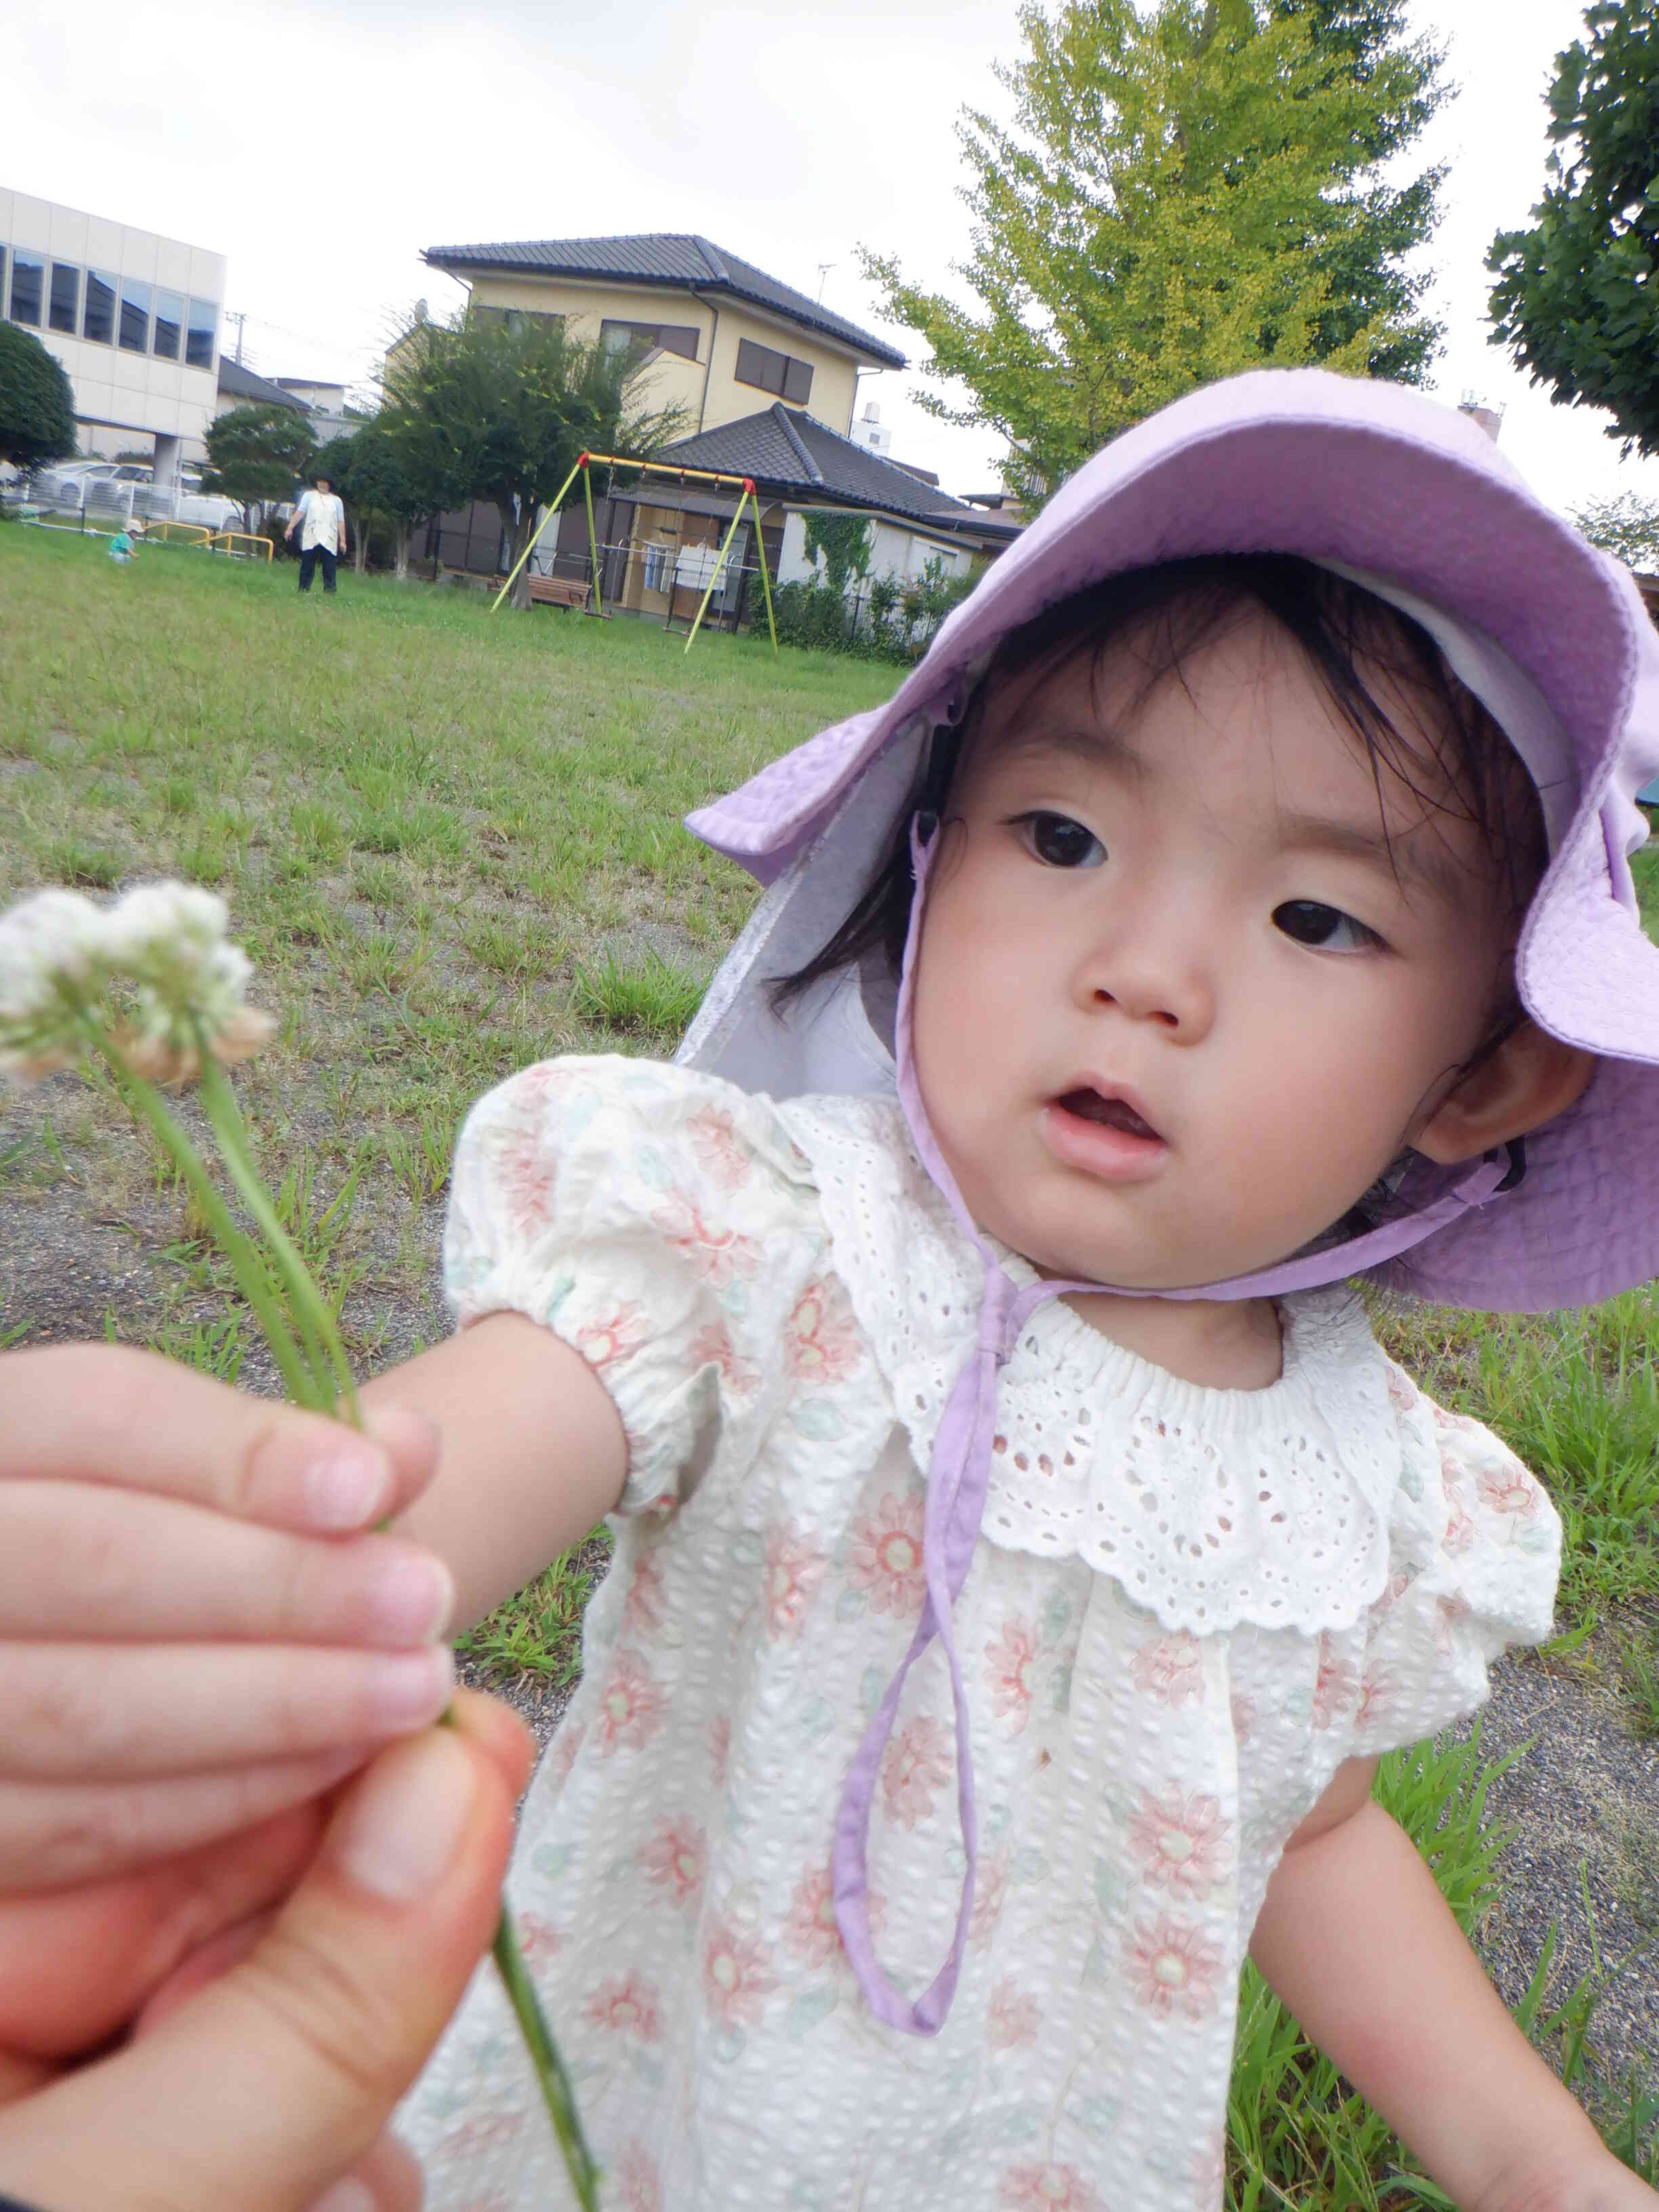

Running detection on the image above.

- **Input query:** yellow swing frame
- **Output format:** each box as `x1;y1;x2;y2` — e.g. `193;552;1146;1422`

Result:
491;453;779;654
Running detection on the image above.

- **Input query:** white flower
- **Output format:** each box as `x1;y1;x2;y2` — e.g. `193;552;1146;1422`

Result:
104;883;230;975
0;889;112;1078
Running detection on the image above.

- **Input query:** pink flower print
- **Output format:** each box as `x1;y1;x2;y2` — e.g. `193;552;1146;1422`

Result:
986;1980;1042;2050
1443;1500;1477;1556
786;1279;863;1387
1128;1786;1229;1898
514;1912;562;1965
1128;1914;1225;2022
783;1862;887;1969
999;2164;1102;2211
616;2146;663;2212
848;1489;927;1616
970;1847;1011;1947
653;1192;761;1288
575;1300;650;1370
1132;1632;1204;1708
1355;1666;1396;1732
1386;1366;1420;1416
764;1523;827;1639
689;1318;759;1394
985;1618;1037;1732
640;1814;706;1906
582;1971;663;2043
594;1649;667;1754
435;2111;525;2165
703;1917;776;2030
548;1719;586;1785
708;1714;731;1788
1434;1593;1471;1655
1476;1458;1540;1518
1311;1635;1359;1730
622;1551;667;1636
882;1714;954;1830
1229;1689;1256;1745
687;1103;752;1190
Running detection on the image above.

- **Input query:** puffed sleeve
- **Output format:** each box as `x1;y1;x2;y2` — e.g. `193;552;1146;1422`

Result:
442;1054;821;1514
1344;1363;1561;1760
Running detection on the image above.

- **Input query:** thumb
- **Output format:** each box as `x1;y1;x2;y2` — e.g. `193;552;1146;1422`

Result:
0;1719;523;2212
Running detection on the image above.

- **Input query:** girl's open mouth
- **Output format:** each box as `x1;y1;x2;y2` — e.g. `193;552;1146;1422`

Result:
1042;1087;1168;1180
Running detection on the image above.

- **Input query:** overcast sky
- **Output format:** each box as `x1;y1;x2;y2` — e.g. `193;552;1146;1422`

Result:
14;0;1659;520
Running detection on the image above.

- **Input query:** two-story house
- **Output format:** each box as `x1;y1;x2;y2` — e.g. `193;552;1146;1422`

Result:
410;233;1019;620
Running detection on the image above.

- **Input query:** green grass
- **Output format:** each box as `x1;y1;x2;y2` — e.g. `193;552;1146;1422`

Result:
1;526;1656;2186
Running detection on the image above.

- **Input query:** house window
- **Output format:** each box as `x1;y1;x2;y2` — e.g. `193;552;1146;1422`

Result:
49;263;80;335
8;248;44;327
185;298;217;369
119;279;150;352
600;318;699;363
152;289;184;360
83;268;117;344
734;336;813;407
473;305;563;336
641;539;674;592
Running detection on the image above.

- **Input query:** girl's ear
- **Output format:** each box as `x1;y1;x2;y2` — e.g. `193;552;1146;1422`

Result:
1413;1022;1597;1166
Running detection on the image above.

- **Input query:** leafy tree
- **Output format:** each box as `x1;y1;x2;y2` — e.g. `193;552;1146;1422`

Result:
0;321;77;472
1572;488;1659;571
1488;1;1659;457
862;0;1447;497
382;310;684;607
201;404;316;531
804;512;875;594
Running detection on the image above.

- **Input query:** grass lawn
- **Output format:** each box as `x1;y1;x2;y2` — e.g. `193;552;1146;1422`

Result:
1;522;1656;2192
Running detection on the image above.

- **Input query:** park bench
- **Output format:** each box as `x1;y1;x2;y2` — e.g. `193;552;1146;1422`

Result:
525;575;592;612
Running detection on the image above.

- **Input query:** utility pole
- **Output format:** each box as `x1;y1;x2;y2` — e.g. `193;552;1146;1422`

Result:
816;264;834;302
225;309;247;364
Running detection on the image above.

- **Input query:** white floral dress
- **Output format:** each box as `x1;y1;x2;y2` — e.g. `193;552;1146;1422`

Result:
401;1055;1559;2212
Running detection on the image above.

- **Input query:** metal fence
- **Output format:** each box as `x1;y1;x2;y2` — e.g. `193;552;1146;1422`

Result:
9;468;243;535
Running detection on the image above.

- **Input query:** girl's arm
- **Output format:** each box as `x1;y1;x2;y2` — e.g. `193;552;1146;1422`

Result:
368;1310;628;1631
1250;1761;1648;2212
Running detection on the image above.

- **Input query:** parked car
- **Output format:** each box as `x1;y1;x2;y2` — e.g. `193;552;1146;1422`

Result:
34;459;121;505
171;489;245;533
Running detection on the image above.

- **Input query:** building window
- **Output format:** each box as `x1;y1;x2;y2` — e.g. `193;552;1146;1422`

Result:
152;289;184;360
734;336;813;407
185;297;217;369
8;248;44;327
119;279;150;352
82;268;117;344
600;318;699;363
48;262;80;335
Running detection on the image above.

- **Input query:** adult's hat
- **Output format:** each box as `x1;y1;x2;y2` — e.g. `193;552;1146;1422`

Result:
682;367;1659;1313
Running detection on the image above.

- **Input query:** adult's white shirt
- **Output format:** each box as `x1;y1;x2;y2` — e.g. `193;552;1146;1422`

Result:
295;488;345;554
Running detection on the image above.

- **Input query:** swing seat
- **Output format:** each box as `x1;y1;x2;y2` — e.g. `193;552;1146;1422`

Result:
525;575;592;611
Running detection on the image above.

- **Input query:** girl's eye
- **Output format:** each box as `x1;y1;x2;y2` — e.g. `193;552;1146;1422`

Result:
1273;901;1379;954
1017;812;1105;869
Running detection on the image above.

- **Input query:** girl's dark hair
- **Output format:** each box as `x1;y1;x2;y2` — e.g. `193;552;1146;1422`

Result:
770;553;1549;1017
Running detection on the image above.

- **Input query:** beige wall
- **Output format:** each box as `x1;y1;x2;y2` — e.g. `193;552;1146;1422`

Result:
461;272;862;436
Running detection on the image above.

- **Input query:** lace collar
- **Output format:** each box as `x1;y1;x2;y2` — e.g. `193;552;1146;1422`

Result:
779;1092;1401;1637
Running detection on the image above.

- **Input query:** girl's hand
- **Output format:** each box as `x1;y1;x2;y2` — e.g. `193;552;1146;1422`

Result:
0;1692;533;2212
0;1343;457;1890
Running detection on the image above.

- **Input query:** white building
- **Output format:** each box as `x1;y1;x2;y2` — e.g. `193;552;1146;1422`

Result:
0;188;224;483
848;400;893;457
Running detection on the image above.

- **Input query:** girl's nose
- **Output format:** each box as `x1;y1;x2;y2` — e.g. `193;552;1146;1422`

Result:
1073;924;1215;1040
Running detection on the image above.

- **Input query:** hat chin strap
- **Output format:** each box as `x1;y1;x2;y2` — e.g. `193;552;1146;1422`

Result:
831;812;1517;2034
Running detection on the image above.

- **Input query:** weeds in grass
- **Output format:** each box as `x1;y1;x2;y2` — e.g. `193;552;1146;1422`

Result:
465;912;565;981
573;945;708;1040
457;1529;614;1687
1513;1876;1658;2182
41;835;123;888
385;1111;453;1206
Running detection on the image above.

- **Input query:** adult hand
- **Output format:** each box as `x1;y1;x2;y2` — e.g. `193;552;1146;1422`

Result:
0;1691;532;2212
0;1343;456;1891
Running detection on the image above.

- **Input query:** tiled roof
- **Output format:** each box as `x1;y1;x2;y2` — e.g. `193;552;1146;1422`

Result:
420;233;906;369
651;406;1022;539
216;357;306;410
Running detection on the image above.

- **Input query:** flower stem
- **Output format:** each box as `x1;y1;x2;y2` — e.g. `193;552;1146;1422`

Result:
484;1887;603;2207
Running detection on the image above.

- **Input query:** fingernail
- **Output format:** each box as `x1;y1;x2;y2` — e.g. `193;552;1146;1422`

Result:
308;2178;376;2212
371;1644;455;1725
363;1547;455;1644
306;1446;391;1531
331;1727;476;1901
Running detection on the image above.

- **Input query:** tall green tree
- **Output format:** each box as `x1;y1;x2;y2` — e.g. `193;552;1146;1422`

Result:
1488;1;1659;458
1572;488;1659;571
381;310;684;606
862;0;1447;496
201;404;316;531
0;321;77;472
316;419;445;578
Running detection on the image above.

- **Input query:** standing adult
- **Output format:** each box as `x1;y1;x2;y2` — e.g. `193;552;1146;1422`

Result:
285;472;348;594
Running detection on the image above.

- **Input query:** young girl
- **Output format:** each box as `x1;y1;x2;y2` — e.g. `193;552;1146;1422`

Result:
4;367;1658;2211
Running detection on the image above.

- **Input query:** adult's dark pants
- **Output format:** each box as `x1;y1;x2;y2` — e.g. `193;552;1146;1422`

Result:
298;544;337;592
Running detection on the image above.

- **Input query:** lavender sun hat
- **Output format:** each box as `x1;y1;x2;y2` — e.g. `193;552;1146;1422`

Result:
674;366;1659;2033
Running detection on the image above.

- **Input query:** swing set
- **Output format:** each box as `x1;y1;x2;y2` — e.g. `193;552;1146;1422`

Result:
491;453;779;653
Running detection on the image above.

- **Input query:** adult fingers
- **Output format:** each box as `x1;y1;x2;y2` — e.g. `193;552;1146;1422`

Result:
0;1344;441;1534
0;1483;454;1645
0;1707;528;2212
1;1642;453;1783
